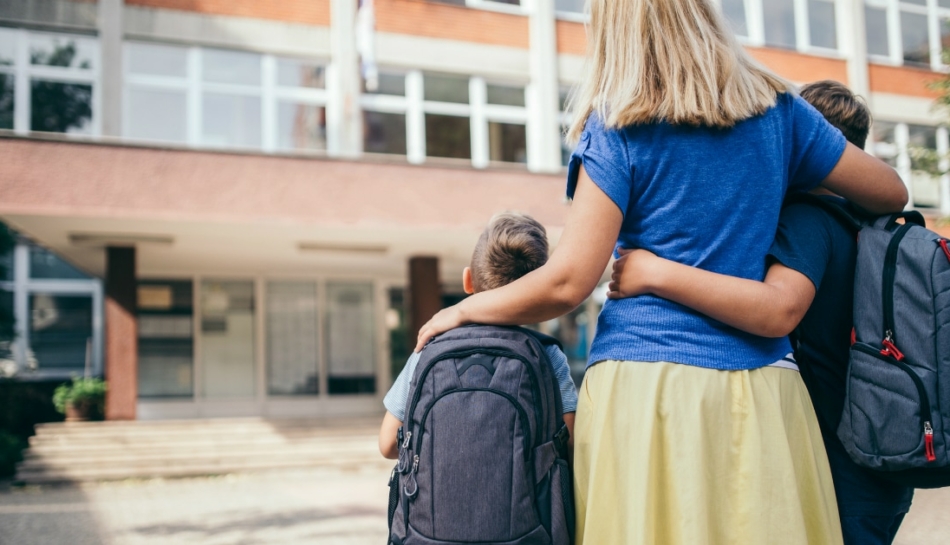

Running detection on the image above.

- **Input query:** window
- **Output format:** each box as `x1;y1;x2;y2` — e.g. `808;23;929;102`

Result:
865;0;950;70
29;246;87;279
721;0;838;52
555;0;585;18
266;282;319;396
908;124;941;207
559;85;574;167
360;71;530;167
29;294;93;370
138;280;194;398
361;71;409;157
871;120;949;210
200;280;256;399
124;42;328;152
0;28;98;136
326;282;376;395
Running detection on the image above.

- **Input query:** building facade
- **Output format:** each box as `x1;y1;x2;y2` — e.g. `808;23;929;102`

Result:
0;0;947;420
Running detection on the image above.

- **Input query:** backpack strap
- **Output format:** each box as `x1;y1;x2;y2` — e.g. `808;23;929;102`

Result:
783;192;863;234
519;327;565;352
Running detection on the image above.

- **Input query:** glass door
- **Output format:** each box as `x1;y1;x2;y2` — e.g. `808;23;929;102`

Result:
199;280;256;399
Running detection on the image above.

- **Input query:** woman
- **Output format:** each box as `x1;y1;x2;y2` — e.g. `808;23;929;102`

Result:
415;0;907;543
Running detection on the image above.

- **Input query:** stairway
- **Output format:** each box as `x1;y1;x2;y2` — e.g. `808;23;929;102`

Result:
15;417;389;484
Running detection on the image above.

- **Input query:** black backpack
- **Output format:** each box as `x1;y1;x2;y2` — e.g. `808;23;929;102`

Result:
787;194;950;488
387;325;574;545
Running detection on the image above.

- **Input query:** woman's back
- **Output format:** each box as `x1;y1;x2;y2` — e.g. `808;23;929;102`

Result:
568;93;846;370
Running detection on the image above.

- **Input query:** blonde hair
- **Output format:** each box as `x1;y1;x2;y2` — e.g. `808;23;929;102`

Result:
470;213;549;292
567;0;791;143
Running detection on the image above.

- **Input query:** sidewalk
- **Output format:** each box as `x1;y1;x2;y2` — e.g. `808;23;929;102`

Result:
0;464;947;544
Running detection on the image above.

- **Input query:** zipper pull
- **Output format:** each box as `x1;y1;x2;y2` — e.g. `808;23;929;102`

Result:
404;455;420;500
939;240;950;264
925;422;937;463
881;334;905;361
402;430;412;450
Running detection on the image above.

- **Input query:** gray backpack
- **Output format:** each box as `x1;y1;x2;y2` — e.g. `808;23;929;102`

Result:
387;325;574;545
801;196;950;488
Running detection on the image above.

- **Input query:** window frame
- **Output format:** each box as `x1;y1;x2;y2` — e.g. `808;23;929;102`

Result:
1;241;103;381
122;41;332;154
360;70;529;168
723;0;844;57
864;0;950;71
0;27;101;137
871;119;950;212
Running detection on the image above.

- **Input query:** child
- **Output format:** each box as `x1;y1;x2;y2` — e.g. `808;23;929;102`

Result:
609;80;913;545
378;212;577;459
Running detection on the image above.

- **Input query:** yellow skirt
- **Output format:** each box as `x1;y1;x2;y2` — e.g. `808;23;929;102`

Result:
574;360;843;545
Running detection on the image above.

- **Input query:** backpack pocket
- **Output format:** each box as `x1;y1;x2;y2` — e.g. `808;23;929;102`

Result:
841;343;934;470
547;458;575;545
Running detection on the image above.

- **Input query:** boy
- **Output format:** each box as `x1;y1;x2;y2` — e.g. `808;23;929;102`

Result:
609;81;913;545
378;212;577;459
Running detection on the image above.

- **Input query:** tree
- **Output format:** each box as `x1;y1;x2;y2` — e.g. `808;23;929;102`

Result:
29;42;92;133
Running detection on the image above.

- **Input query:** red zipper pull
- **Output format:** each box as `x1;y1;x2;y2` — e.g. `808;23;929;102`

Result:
850;327;856;346
881;338;905;361
940;240;950;264
925;422;937;463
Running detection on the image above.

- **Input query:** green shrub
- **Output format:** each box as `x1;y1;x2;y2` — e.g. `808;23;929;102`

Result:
53;377;106;419
0;431;25;478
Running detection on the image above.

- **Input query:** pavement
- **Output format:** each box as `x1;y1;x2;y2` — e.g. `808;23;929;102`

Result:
1;465;949;545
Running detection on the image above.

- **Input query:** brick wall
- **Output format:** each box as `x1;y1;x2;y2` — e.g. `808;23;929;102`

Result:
376;0;528;49
869;64;941;99
126;0;331;26
556;20;585;55
746;48;849;85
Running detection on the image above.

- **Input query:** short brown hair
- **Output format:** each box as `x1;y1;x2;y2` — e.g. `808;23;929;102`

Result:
470;213;549;292
799;80;872;149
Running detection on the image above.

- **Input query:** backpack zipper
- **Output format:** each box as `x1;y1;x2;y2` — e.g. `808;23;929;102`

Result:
940;239;950;264
853;342;936;462
881;223;913;348
416;387;533;462
407;348;543;455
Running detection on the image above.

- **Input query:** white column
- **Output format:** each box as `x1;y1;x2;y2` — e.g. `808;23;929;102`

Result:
527;0;563;173
841;0;871;102
330;0;362;158
99;0;123;137
937;127;950;216
261;55;278;153
746;0;766;46
895;123;914;210
12;243;28;372
470;77;489;169
406;70;425;164
13;29;29;135
794;0;810;53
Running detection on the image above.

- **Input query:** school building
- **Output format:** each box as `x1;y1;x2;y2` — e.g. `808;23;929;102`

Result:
0;0;948;421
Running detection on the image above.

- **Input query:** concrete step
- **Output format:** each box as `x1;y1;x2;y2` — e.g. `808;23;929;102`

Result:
24;434;374;457
15;456;394;484
20;439;378;465
16;417;390;484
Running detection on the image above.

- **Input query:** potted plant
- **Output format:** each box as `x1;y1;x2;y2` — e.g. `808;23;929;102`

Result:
53;378;106;422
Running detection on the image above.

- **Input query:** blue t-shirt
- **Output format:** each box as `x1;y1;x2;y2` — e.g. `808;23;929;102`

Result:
568;93;847;371
384;345;578;421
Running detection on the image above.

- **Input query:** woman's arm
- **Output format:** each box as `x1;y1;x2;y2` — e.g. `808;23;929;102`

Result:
415;166;623;351
608;249;816;338
819;143;908;214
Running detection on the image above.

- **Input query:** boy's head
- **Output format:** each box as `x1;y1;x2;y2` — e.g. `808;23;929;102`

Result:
464;213;549;294
800;80;872;149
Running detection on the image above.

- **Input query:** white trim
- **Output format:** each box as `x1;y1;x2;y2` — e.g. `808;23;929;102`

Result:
469;76;489;169
261;55;277;153
466;0;528;16
405;70;425;164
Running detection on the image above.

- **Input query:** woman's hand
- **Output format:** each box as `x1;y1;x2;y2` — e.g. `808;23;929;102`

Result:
415;304;468;352
607;248;665;299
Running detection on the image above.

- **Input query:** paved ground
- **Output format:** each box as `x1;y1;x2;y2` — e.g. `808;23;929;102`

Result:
1;466;949;544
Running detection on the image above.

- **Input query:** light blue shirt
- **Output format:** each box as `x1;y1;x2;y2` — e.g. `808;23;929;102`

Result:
383;345;579;421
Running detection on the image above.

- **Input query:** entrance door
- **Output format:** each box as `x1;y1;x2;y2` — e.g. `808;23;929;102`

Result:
199;280;256;399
